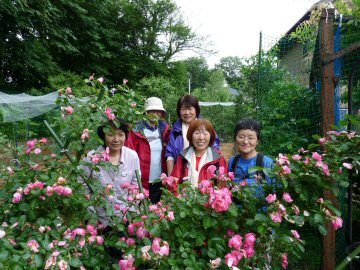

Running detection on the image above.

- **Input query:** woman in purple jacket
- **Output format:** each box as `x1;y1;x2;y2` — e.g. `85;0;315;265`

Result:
165;95;220;175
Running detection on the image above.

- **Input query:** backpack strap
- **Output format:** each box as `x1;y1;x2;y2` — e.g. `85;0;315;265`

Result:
181;156;187;182
255;152;265;180
230;154;241;172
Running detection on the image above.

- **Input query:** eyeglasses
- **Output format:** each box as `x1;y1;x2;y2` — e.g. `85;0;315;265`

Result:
237;135;257;142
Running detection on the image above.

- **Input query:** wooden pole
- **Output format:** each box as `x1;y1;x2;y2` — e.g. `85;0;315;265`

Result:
320;8;336;270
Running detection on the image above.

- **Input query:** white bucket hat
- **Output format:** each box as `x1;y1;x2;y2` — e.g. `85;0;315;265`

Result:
144;97;167;115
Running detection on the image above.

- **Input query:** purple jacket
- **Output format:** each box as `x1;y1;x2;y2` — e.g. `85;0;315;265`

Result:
165;119;221;162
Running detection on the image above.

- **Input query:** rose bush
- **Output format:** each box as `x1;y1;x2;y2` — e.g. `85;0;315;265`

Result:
0;78;359;269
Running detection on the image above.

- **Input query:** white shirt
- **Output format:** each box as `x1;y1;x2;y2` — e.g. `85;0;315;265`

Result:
144;128;162;183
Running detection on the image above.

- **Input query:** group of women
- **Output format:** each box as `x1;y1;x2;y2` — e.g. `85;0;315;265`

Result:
81;94;273;225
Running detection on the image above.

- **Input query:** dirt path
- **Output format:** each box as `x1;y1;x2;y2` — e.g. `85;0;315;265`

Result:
220;142;235;162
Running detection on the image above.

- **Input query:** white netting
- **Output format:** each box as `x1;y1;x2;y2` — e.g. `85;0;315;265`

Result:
0;91;59;122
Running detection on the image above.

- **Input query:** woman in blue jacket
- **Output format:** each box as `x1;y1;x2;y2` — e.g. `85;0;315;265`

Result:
166;95;220;175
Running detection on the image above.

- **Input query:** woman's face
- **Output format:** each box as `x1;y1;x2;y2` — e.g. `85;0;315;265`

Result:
235;129;258;157
180;105;196;124
105;127;126;152
192;125;211;153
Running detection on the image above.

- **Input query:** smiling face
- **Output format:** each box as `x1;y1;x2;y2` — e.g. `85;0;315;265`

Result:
235;129;258;159
105;127;126;153
192;125;211;155
180;105;196;124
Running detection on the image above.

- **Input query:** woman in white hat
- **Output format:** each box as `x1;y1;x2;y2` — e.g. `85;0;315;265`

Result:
125;97;170;203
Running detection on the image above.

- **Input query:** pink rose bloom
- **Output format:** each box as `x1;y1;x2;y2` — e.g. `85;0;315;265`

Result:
97;77;104;84
277;154;290;165
86;224;97;236
54;185;64;195
228;171;234;180
293;205;300;215
282;165;291;175
119;255;135;270
89;73;95;81
281;253;288;269
6;166;14;175
322;163;330;176
152;237;161;254
228;234;243;251
81;129;90;142
225;250;244;267
291;230;301;240
63;187;72;196
159;241;170;256
304;158;310;165
34;148;41;155
292;154;301;161
71;228;86;239
65;106;74;115
282;192;293;203
244;233;256;247
123;79;128;85
136;227;148;239
270;211;283;223
227;230;235;237
207;165;217;175
126;238;135;246
32;181;44;189
198;180;212;194
121;182;131;189
244;245;255;258
30;164;40;170
210;258;221;269
319;137;327;145
343;163;353;170
39;138;48;144
96;236;104;245
58;260;68;270
317;198;324;204
79;237;86;248
27;239;39;253
266;194;277;203
65;87;72;94
128;224;135;234
91;154;101;164
167;211;175;221
12;192;22;203
209;188;232;212
312;152;322;161
332;217;343;230
102;147;110;162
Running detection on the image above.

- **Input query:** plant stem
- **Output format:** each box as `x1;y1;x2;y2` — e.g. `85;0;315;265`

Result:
335;244;360;270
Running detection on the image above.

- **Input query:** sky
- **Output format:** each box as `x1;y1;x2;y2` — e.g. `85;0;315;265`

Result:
174;0;320;67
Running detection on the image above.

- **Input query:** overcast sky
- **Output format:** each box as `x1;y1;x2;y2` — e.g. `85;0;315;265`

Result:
174;0;320;67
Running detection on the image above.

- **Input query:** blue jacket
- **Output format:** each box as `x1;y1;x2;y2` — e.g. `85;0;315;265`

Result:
165;119;221;162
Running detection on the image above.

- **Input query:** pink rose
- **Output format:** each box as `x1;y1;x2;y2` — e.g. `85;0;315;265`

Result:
198;180;212;194
126;238;135;246
319;137;327;145
244;245;255;258
293;205;300;215
291;230;301;240
282;192;293;203
96;236;104;245
167;211;175;221
210;258;221;269
281;253;288;269
282;165;291;175
123;79;128;85
270;211;283;223
244;233;256;246
152;237;161;254
228;234;243;251
58;260;68;270
63;187;72;196
208;188;232;212
39;138;48;144
27;239;39;253
317;198;324;204
97;77;104;84
65;106;74;115
159;241;170;256
332;217;343;230
12;192;22;203
343;163;353;170
225;250;244;267
312;152;322;161
119;255;135;270
65;87;72;94
34;148;41;155
292;154;301;161
266;194;277;203
207;165;217;175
